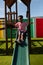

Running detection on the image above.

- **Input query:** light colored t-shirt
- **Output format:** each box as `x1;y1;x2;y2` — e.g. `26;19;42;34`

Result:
15;22;28;32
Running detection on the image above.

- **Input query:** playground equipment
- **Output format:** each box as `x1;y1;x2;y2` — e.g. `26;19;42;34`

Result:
3;0;18;54
11;33;30;65
3;0;31;65
0;19;5;39
4;0;31;54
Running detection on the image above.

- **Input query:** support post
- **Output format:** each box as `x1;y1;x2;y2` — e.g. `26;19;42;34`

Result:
5;1;8;54
10;8;13;50
27;2;31;53
16;0;18;22
27;2;31;65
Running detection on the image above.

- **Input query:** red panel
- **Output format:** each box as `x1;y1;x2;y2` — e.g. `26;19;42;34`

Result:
36;18;43;38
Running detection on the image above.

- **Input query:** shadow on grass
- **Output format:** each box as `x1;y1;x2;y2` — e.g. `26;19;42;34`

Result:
0;42;5;46
0;47;43;55
0;41;14;56
0;48;14;56
0;41;13;48
30;46;43;54
0;41;43;55
30;41;43;54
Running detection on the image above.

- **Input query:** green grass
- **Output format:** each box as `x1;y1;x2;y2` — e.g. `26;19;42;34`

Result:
0;56;12;65
0;55;43;65
30;54;43;65
0;39;43;65
0;39;15;65
31;38;43;40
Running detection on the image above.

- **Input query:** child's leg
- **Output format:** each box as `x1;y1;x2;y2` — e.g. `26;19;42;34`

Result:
17;31;21;41
21;33;24;41
15;31;21;43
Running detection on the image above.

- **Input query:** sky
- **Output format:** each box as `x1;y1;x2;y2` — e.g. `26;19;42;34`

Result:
0;0;43;18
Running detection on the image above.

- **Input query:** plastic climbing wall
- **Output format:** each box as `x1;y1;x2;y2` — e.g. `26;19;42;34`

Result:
0;19;5;39
36;18;43;38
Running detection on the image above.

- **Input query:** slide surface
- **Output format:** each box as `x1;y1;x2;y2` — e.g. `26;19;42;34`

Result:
11;37;30;65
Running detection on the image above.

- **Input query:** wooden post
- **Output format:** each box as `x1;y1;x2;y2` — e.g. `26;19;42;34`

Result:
16;0;18;22
8;12;11;22
10;8;13;50
14;14;15;21
26;2;31;65
27;2;31;53
5;1;8;54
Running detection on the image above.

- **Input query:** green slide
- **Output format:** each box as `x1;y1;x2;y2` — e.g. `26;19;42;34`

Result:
11;36;30;65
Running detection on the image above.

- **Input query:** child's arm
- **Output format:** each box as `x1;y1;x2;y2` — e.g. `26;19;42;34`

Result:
25;21;33;26
7;22;17;28
14;22;19;28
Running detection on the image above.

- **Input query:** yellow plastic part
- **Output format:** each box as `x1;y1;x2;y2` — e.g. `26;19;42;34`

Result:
0;20;5;39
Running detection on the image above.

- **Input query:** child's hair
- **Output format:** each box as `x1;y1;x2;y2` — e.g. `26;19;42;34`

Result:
19;15;23;19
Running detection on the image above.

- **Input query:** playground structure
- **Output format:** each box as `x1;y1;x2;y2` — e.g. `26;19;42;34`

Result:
0;0;43;65
0;0;18;54
0;1;43;65
0;0;31;54
0;18;5;39
0;0;43;54
1;17;43;39
0;0;31;65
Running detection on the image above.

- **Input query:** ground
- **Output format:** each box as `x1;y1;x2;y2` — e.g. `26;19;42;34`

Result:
0;39;43;65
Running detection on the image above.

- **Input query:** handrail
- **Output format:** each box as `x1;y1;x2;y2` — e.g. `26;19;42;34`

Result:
6;12;16;15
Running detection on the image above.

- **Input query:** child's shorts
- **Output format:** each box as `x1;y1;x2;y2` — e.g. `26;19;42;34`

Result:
18;30;24;36
17;30;26;40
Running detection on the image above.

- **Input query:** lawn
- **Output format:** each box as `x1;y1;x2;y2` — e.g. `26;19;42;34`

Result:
30;54;43;65
0;54;43;65
0;56;12;65
0;38;43;65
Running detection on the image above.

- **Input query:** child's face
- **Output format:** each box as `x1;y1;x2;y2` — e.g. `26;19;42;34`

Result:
18;17;23;22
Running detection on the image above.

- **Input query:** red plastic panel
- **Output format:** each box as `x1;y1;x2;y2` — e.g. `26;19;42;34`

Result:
36;18;43;38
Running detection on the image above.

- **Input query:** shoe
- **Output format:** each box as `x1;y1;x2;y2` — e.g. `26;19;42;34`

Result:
15;40;20;44
21;39;24;42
